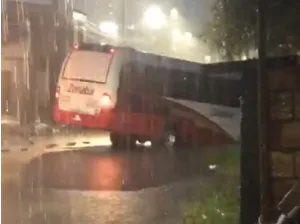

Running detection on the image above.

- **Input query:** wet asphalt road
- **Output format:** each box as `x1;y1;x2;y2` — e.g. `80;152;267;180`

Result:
2;134;218;224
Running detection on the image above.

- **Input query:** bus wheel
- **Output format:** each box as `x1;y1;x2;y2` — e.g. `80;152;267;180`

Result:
123;135;136;150
152;126;177;150
162;129;176;150
110;132;136;150
110;132;121;149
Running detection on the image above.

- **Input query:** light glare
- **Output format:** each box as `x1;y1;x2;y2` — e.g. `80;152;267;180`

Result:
170;8;179;20
184;32;192;40
143;5;166;30
99;21;119;37
172;28;181;41
73;11;87;22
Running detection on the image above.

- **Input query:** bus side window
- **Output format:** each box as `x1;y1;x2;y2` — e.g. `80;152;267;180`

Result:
153;67;165;96
170;70;187;99
119;62;135;91
135;61;144;89
130;93;144;112
127;62;145;112
152;99;166;114
168;69;176;97
139;96;162;115
143;65;156;93
158;68;170;97
116;63;133;109
185;72;196;101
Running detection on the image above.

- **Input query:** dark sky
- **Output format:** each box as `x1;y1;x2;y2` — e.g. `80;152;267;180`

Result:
179;0;213;33
73;0;214;34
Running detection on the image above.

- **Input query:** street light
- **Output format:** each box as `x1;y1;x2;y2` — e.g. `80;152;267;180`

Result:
99;21;119;37
143;5;166;30
170;8;179;20
73;11;87;23
204;55;211;63
172;28;181;41
184;32;192;41
128;25;135;30
184;31;193;46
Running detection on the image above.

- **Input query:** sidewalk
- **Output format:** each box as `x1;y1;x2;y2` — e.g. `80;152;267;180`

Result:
1;114;109;152
1;114;56;151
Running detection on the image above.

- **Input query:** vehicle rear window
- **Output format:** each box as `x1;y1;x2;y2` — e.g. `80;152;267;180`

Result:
62;50;113;83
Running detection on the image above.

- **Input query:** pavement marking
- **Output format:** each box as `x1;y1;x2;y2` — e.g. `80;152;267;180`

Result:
1;141;86;153
2;132;110;152
66;142;76;146
45;143;58;149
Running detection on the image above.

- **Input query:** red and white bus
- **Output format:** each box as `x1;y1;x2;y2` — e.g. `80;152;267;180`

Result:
54;43;241;149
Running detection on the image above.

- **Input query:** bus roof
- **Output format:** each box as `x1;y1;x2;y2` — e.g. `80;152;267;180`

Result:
76;43;202;73
120;47;203;73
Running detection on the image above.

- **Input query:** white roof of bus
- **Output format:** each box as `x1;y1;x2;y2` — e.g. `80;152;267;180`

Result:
123;48;203;73
165;98;241;141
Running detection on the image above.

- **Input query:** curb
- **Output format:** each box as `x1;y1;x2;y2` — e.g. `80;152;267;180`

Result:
1;140;92;154
1;124;104;154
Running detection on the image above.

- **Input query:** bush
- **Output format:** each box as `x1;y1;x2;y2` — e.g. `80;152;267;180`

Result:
183;145;240;224
201;144;240;176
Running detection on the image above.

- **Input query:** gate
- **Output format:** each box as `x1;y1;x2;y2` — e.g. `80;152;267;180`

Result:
240;55;300;223
260;56;300;222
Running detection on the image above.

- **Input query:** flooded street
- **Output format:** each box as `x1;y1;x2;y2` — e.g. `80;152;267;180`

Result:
2;131;217;224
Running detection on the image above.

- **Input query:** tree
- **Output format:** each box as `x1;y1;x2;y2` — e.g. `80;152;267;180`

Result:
203;0;300;61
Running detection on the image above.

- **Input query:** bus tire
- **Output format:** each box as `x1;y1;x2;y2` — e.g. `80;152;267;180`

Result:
110;132;136;150
123;135;136;150
110;132;121;149
152;124;177;150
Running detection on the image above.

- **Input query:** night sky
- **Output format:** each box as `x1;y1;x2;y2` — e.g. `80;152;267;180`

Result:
73;0;214;34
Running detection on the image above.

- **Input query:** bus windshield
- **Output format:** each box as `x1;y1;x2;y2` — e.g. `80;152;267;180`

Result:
63;50;113;83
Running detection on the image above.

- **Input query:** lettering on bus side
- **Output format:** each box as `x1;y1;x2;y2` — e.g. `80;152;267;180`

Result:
67;83;95;95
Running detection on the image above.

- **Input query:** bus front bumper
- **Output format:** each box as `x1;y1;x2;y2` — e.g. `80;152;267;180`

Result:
54;105;113;129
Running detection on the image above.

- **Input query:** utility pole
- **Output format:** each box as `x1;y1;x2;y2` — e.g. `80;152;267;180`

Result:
121;0;126;45
240;0;270;223
258;0;273;222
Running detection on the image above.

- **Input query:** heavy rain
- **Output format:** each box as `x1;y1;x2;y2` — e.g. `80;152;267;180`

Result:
1;0;300;223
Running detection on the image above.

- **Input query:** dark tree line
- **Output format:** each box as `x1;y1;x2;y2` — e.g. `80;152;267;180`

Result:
202;0;300;60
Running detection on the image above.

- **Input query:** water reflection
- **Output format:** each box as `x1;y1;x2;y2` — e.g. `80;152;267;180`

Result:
21;146;206;191
90;156;124;190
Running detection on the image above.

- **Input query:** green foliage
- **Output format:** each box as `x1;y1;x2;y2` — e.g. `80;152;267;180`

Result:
201;144;240;176
203;0;300;60
184;181;239;224
183;145;240;224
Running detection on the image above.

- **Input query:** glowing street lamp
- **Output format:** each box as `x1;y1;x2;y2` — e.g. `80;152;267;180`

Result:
170;8;179;20
184;32;192;41
184;31;193;46
128;25;135;30
73;11;87;23
204;55;211;63
143;5;166;30
172;28;181;41
99;21;119;37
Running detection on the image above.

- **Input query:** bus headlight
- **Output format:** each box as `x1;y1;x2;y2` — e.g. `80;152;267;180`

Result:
100;93;112;107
